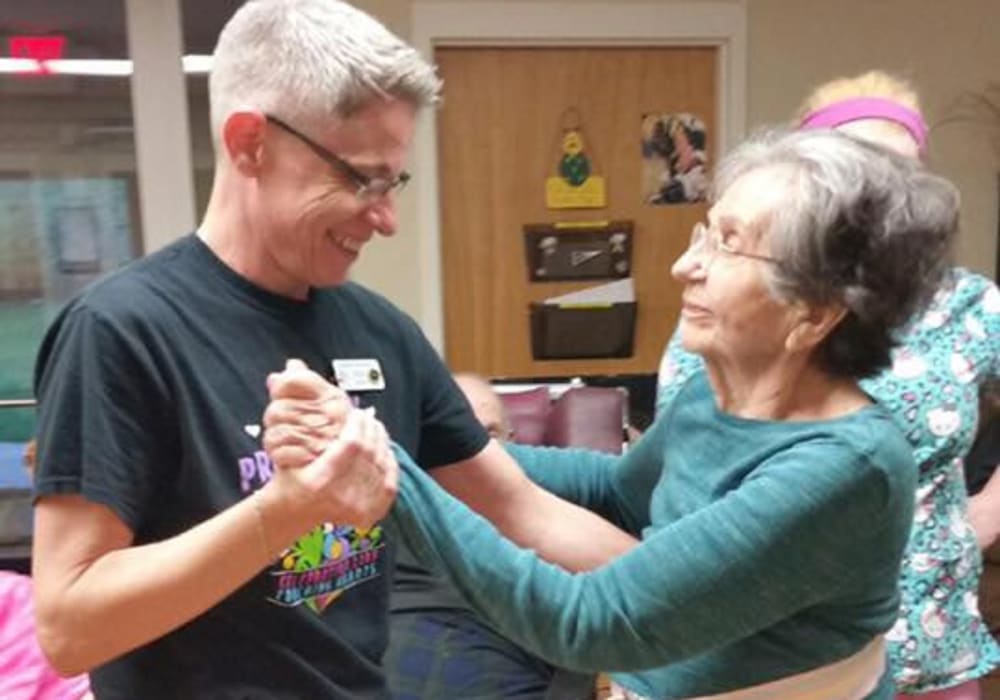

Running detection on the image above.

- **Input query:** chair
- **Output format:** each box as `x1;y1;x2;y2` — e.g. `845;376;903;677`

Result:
498;385;627;454
497;386;552;445
544;386;627;454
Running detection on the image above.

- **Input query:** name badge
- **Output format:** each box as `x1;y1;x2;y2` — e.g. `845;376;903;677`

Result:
331;359;386;392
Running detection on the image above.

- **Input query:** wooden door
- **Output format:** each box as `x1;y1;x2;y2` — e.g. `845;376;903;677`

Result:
436;46;717;377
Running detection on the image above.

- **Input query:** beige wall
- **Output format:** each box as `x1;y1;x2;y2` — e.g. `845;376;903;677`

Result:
747;0;1000;278
351;0;1000;323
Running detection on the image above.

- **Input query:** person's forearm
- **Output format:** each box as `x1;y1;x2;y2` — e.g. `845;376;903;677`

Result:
505;443;616;508
35;484;309;675
491;478;639;570
434;445;637;571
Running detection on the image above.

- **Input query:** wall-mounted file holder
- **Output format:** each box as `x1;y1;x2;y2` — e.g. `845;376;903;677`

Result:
529;301;637;360
524;220;633;281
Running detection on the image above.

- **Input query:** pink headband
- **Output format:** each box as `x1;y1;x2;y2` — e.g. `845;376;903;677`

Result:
799;97;928;153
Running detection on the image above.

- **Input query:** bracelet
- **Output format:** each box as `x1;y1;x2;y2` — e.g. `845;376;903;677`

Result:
251;490;276;561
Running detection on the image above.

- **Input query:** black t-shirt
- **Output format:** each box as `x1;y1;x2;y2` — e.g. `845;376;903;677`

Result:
33;234;488;699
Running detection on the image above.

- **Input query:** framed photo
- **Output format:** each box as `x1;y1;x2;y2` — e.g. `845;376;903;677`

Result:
52;205;101;274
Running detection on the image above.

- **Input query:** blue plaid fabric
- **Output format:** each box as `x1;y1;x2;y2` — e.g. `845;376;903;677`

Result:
385;610;559;700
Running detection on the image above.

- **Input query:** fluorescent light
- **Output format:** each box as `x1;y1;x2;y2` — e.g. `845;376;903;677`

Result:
182;55;213;74
0;58;43;73
0;55;213;76
48;59;133;76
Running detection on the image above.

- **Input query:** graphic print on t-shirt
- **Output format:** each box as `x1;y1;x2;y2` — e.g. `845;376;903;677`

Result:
268;523;385;613
237;446;386;614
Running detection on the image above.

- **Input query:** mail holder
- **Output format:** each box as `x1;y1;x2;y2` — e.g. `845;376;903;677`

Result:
529;302;637;360
523;221;633;282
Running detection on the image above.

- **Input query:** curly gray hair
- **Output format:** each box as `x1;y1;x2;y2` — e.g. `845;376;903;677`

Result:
209;0;441;144
715;128;958;379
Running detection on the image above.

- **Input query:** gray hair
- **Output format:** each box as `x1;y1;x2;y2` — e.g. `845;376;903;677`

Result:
715;128;958;379
209;0;441;143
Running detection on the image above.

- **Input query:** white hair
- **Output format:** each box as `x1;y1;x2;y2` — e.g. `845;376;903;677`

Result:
209;0;441;143
714;128;958;378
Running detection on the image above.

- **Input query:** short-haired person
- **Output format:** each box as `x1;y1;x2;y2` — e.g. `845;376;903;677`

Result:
659;71;1000;700
29;2;635;698
453;372;513;442
270;128;959;699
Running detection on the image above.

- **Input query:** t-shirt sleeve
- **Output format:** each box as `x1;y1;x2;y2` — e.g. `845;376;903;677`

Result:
388;437;903;671
33;303;175;532
399;316;489;469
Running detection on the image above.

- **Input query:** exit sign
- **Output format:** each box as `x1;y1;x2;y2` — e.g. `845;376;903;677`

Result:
8;35;66;73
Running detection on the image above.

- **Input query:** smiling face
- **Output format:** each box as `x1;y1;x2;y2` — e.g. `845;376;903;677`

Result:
671;167;803;369
248;98;417;294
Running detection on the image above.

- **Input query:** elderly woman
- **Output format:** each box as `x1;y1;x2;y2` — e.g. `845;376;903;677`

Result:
660;72;1000;700
266;128;957;699
389;128;959;698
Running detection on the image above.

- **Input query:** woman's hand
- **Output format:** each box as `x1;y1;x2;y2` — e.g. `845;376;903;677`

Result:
263;359;349;470
267;407;399;529
261;359;398;528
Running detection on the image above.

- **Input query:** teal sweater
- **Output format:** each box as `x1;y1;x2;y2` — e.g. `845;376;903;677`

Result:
389;371;915;698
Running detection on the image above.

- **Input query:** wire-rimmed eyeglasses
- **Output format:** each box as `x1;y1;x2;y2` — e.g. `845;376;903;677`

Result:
687;221;782;266
265;114;410;201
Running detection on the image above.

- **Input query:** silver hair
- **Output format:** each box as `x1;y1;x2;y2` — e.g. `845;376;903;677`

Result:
209;0;441;142
715;128;958;378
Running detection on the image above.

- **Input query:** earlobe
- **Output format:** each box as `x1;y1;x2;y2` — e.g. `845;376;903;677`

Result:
786;303;848;352
784;324;808;352
222;111;267;176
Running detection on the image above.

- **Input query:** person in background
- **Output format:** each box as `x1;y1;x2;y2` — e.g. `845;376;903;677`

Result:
29;2;635;698
386;371;593;700
270;127;959;699
454;372;514;442
657;70;1000;700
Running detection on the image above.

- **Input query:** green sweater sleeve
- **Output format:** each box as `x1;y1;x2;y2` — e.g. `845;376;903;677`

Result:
389;439;898;672
505;442;617;505
505;434;665;534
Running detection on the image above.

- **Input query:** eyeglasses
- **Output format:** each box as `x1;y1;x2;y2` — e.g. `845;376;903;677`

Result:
265;115;411;201
687;221;782;267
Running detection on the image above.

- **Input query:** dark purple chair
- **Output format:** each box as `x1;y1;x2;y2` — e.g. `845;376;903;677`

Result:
544;386;627;454
498;385;627;454
497;387;551;445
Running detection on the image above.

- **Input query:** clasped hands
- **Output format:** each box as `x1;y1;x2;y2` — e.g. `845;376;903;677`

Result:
261;359;399;530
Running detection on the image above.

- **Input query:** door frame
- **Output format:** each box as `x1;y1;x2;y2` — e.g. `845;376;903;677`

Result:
411;1;748;352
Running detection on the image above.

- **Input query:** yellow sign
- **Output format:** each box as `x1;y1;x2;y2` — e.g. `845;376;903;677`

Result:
545;176;607;209
546;127;607;209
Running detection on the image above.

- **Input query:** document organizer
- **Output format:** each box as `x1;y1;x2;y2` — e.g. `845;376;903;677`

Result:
523;221;633;281
529;302;637;360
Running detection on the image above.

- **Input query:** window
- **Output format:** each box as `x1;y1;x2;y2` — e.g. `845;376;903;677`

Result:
0;0;139;441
